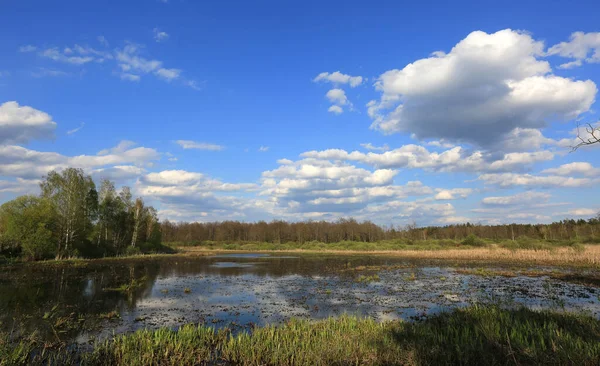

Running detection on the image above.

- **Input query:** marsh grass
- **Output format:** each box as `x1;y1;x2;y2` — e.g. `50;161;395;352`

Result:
180;244;600;268
456;268;600;287
3;306;600;365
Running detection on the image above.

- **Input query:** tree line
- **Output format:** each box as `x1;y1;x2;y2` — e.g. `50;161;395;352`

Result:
161;216;600;244
0;168;162;260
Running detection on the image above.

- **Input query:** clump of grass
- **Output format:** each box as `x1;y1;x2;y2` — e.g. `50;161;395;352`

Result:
183;287;191;294
5;306;600;365
356;274;380;283
98;311;120;320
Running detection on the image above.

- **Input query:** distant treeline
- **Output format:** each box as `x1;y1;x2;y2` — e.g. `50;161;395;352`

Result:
161;216;600;244
0;168;163;260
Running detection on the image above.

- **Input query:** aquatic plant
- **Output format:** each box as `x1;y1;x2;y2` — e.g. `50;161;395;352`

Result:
3;305;600;365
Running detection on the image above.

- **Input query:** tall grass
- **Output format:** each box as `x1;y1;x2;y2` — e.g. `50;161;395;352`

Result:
3;306;600;365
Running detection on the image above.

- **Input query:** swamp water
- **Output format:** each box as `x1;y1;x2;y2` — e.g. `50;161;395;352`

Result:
1;253;599;344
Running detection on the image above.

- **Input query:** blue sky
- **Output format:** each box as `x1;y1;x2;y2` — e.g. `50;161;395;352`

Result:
1;0;599;225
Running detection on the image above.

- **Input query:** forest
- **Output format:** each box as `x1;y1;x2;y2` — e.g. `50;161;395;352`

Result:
0;168;163;260
161;216;600;245
2;167;599;261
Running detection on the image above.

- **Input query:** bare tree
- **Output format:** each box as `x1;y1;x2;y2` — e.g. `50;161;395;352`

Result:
572;123;600;150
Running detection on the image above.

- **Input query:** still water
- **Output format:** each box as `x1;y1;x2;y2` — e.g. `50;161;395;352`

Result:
1;253;598;343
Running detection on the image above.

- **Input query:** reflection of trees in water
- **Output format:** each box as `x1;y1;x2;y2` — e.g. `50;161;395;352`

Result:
0;262;161;341
0;255;424;341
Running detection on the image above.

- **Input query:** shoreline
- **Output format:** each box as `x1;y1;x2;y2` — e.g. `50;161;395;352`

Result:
2;244;599;269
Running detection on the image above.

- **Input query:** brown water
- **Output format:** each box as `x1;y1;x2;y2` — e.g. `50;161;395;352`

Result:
1;253;599;344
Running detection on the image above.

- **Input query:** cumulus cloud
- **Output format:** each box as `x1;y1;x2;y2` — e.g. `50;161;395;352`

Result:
567;208;598;216
313;71;363;87
367;29;597;148
326;88;348;105
0;141;159;181
541;162;600;177
300;144;554;174
434;188;472;200
547;32;600;67
328;105;343;115
175;140;225;151
0;101;57;145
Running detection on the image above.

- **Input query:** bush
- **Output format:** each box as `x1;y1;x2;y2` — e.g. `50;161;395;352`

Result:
461;234;486;247
124;246;142;256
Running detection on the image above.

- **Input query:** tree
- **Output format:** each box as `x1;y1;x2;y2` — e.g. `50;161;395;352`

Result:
0;196;58;260
40;168;97;257
573;123;600;150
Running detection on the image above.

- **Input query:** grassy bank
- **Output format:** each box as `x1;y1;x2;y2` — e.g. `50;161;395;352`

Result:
2;305;599;365
169;235;597;252
179;244;600;268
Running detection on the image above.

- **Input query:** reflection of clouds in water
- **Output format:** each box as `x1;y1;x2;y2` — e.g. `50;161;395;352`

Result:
23;256;600;344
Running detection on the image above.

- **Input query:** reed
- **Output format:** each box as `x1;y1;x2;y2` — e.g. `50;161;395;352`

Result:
3;305;600;365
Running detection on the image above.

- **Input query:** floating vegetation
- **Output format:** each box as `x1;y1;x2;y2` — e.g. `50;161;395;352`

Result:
456;268;600;287
356;274;380;283
184;287;192;294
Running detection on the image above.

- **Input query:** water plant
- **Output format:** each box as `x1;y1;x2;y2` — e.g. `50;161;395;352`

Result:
2;305;600;365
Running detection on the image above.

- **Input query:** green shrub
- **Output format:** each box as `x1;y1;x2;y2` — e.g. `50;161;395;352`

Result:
462;234;486;247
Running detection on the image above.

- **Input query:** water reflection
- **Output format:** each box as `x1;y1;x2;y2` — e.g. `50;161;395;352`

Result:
1;253;599;344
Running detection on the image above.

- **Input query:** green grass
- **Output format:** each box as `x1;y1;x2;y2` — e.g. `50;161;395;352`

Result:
3;305;599;365
169;236;594;252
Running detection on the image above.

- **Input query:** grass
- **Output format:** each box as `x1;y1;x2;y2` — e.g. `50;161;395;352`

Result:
456;267;600;287
179;243;600;268
2;305;599;365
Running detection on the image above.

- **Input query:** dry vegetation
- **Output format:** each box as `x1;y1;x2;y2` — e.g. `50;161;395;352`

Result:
180;244;600;267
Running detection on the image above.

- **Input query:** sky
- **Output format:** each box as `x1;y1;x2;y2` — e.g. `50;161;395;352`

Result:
1;0;600;226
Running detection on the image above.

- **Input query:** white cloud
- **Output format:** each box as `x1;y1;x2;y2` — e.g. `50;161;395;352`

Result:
313;71;363;87
368;29;597;148
97;36;109;47
434;188;472;200
547;32;600;66
360;143;389;152
478;173;599;188
300;144;554;174
482;191;551;205
0;141;160;181
541;162;600;177
19;45;37;53
120;73;141;82
328;105;343;115
153;28;169;42
31;68;71;78
66;122;85;135
155;68;181;81
0;101;57;145
23;41;196;88
175;140;225;151
567;208;598;216
326;88;348;105
259;146;269;152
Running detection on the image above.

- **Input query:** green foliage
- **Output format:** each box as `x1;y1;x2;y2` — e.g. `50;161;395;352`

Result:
0;196;58;260
3;306;600;365
0;168;165;262
461;233;486;247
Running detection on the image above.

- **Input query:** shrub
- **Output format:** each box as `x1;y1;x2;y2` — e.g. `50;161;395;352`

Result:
462;234;486;247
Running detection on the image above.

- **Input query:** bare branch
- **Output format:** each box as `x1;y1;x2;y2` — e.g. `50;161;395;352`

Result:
571;122;600;151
